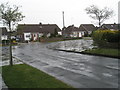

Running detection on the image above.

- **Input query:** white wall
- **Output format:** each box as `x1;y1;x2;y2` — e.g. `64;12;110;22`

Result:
78;32;82;37
11;36;16;39
1;35;8;40
70;31;85;38
32;33;38;41
47;33;51;37
24;33;31;41
71;32;77;37
58;31;62;35
39;33;43;37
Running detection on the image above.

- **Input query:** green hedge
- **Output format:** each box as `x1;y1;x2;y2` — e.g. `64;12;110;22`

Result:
2;40;9;45
92;30;120;43
92;30;120;48
2;39;18;45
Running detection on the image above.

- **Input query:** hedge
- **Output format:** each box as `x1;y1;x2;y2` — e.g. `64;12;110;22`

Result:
92;30;120;43
92;30;120;48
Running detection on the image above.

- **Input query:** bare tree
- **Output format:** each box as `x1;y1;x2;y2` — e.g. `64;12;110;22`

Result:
0;2;24;66
85;5;113;27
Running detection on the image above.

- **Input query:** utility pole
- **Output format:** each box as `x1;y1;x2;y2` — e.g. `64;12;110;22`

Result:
62;11;65;28
62;11;66;48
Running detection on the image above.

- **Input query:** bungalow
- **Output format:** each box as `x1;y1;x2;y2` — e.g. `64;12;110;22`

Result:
62;24;96;38
100;24;120;30
62;25;85;38
79;24;96;35
1;27;8;40
17;23;62;42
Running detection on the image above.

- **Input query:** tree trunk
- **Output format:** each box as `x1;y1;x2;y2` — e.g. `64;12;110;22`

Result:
98;18;101;27
8;22;13;66
9;32;13;66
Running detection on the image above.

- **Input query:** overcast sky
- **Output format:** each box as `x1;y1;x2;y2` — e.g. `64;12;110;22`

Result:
0;0;120;29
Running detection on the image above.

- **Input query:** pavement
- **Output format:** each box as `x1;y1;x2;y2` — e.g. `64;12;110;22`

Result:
0;74;8;89
12;41;119;88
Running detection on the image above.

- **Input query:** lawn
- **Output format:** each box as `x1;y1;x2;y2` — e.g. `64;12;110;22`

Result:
2;64;73;88
84;48;120;57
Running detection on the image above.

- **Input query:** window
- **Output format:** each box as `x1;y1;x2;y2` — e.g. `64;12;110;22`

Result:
26;35;30;37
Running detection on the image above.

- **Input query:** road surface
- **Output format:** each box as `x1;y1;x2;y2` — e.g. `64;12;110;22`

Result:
12;42;119;88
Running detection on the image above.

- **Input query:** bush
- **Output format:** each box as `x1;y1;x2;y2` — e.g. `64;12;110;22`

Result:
2;40;9;45
92;30;120;48
92;30;120;43
57;35;62;37
49;34;55;38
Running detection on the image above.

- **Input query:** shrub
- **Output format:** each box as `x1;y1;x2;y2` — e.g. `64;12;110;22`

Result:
2;40;9;45
49;34;55;38
92;30;120;43
57;35;62;37
92;30;120;48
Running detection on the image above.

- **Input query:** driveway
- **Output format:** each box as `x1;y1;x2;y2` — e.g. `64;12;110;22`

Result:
12;42;119;88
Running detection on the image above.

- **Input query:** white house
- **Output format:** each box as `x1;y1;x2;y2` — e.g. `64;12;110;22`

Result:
1;27;8;40
62;25;85;38
24;33;31;41
79;24;96;35
58;31;62;35
100;24;120;30
17;23;62;42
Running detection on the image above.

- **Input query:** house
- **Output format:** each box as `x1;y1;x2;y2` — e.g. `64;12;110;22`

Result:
1;27;17;40
100;23;120;30
79;24;96;35
1;27;8;40
62;24;96;38
17;23;62;42
0;19;9;41
62;25;85;38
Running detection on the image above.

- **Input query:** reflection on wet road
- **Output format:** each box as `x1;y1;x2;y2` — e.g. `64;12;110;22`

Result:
13;42;119;88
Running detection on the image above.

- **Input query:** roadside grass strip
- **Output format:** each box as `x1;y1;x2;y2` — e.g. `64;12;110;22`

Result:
2;64;73;88
84;48;120;57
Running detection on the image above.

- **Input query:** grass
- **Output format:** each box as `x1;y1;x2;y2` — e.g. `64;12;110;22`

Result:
84;48;120;57
2;64;73;88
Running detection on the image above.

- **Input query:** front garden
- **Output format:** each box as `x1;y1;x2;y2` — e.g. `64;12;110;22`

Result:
83;48;120;58
48;30;120;58
83;30;120;58
2;64;73;88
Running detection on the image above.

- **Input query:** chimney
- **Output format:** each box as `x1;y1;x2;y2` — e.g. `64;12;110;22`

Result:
39;22;42;25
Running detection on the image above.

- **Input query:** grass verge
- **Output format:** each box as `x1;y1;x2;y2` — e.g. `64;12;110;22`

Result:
2;64;73;88
83;48;120;57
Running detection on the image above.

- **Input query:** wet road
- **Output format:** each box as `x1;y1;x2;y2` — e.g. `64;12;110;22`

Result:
13;42;119;88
